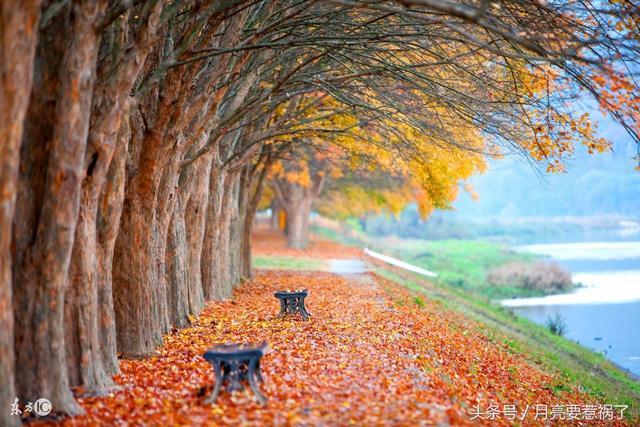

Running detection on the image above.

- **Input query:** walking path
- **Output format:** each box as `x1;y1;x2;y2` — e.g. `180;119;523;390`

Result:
328;259;368;274
36;231;622;426
43;277;605;425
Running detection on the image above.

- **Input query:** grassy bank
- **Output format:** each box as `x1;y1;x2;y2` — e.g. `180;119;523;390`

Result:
373;266;640;419
312;224;572;300
374;237;544;299
308;225;640;418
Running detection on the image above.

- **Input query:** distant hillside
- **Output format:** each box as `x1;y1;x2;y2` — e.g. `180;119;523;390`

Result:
453;153;639;218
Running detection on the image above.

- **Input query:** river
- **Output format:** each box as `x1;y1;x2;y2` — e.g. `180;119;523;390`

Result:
501;240;640;377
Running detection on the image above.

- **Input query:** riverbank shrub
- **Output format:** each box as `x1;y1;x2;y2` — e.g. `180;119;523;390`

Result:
487;261;572;294
546;314;568;336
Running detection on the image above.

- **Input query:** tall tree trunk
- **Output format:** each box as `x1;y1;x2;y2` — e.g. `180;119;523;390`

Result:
14;0;105;414
112;69;181;357
241;212;254;279
217;171;237;298
275;183;316;250
66;186;113;391
229;171;243;287
202;161;224;300
13;15;65;418
184;154;211;315
275;169;325;249
112;139;164;357
202;165;239;300
166;194;190;328
270;199;281;230
65;0;162;392
154;145;182;335
95;119;130;377
0;2;41;425
285;192;313;249
162;137;192;328
171;149;211;321
237;165;253;280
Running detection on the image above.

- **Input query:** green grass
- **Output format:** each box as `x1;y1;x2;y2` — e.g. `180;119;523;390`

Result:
313;224;567;299
253;255;327;271
311;225;639;420
377;237;546;299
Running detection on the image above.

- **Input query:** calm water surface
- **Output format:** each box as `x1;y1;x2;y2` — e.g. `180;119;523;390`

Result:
502;240;640;376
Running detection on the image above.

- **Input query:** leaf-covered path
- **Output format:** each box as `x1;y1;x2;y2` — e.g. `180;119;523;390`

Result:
32;231;625;426
38;271;619;425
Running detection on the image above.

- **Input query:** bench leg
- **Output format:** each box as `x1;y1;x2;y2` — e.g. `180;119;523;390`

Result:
205;361;223;404
300;298;311;320
248;359;267;404
277;298;286;318
254;359;264;383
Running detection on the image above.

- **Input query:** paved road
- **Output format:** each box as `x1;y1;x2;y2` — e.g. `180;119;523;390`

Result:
328;259;368;274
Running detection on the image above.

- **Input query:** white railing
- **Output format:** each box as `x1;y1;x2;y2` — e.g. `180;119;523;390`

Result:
364;248;438;278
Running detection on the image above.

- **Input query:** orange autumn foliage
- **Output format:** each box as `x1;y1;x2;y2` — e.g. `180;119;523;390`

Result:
31;233;628;426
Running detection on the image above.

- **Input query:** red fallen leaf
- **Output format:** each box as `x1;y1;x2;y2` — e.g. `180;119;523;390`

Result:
34;233;631;426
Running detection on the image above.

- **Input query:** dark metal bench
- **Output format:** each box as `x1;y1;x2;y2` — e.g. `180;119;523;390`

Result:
202;343;268;404
274;289;311;320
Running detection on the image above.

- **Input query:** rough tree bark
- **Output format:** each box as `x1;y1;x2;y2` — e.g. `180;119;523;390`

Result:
112;70;182;357
13;15;65;418
168;143;213;324
153;139;183;335
112;10;231;346
166;193;190;328
159;128;196;329
111;0;252;355
184;154;211;315
201;131;252;301
0;1;41;425
275;172;326;249
65;1;162;392
96;118;130;376
237;165;253;281
201;159;225;300
285;188;314;249
160;78;219;329
13;0;105;414
229;170;243;286
201;163;241;300
217;170;239;297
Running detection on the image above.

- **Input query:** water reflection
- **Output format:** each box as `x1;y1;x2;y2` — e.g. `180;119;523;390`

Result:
503;240;640;376
511;302;640;376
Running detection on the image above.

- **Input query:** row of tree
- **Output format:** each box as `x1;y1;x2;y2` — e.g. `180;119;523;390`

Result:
1;0;639;424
